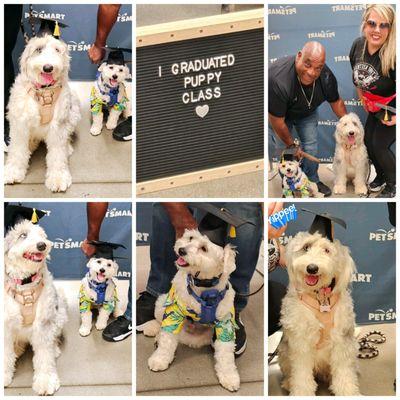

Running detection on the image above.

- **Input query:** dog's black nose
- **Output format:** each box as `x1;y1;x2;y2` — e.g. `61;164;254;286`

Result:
348;131;355;136
99;268;105;273
178;247;187;256
287;168;291;173
112;74;118;79
43;64;54;73
36;242;47;251
306;264;319;274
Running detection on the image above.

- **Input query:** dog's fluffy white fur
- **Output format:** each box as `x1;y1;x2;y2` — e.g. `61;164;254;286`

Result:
333;113;368;195
5;34;80;192
279;160;322;198
4;220;68;395
279;231;360;396
79;257;122;336
143;229;240;392
90;62;131;136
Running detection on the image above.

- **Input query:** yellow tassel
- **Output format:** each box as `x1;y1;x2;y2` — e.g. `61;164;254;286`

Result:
54;21;60;37
31;208;38;224
384;108;389;122
229;225;236;238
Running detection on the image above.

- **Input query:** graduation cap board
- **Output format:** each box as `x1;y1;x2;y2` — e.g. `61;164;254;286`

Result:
103;47;132;65
190;203;254;247
280;147;298;164
302;208;346;242
88;240;126;260
28;16;68;39
5;205;46;233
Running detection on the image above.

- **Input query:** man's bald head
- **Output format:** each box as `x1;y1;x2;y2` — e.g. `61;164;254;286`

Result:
295;41;326;85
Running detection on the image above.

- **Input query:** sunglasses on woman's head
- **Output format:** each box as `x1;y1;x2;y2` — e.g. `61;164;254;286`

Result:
366;20;391;30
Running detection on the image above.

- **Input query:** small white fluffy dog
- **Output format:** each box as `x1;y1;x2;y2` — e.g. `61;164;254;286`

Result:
279;159;321;198
90;61;131;136
279;231;360;395
5;34;80;192
4;220;68;395
333;113;368;195
79;257;122;336
143;229;240;392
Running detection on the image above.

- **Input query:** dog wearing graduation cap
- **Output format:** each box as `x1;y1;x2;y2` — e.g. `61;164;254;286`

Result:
90;47;131;136
5;16;80;193
4;205;68;395
279;148;322;198
279;209;360;396
144;204;249;392
79;240;125;336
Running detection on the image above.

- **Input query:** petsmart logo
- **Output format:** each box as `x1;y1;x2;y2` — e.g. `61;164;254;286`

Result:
334;55;350;62
308;30;335;39
318;120;337;126
268;33;280;41
345;98;363;107
332;4;366;12
117;270;131;278
67;41;91;52
369;308;396;322
53;238;83;250
25;10;66;20
319;157;333;162
117;12;132;22
369;228;396;241
136;232;150;242
352;273;372;283
268;6;297;15
106;208;132;218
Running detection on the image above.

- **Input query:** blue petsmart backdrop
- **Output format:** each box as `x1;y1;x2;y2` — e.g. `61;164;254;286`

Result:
9;202;132;280
268;4;395;162
270;202;396;325
12;4;132;81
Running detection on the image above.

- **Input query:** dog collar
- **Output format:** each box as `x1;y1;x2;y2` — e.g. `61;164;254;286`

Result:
87;273;110;305
189;273;222;288
28;84;62;125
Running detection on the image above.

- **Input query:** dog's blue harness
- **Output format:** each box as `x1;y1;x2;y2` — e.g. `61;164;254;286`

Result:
286;176;302;192
88;276;108;305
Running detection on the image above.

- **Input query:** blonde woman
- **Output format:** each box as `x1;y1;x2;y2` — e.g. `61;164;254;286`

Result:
349;4;396;197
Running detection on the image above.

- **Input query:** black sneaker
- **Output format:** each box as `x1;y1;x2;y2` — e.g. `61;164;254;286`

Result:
377;183;395;198
234;312;247;357
317;181;332;197
369;175;386;192
136;291;157;332
102;316;132;342
112;116;132;141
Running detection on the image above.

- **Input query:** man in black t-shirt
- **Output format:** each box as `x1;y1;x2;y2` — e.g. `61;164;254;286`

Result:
268;41;347;197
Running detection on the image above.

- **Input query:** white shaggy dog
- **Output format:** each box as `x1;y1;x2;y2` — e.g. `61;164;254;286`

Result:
79;256;122;336
90;61;131;136
143;229;240;392
4;220;68;395
279;159;321;198
333;113;368;195
5;34;81;192
279;230;360;396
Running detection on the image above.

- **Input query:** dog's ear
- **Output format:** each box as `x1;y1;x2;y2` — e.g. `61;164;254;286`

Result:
334;241;356;292
123;65;131;79
98;62;107;72
112;260;119;275
223;244;236;275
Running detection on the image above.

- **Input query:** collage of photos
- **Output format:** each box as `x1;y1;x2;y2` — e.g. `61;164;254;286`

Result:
1;1;397;399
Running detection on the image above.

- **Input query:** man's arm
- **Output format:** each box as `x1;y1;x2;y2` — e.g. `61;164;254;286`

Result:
329;98;347;119
268;113;295;147
88;4;121;64
162;203;198;239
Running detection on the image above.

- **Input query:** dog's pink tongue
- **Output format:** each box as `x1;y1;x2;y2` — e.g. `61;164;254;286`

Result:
305;274;319;286
40;72;54;85
176;257;188;267
348;135;355;145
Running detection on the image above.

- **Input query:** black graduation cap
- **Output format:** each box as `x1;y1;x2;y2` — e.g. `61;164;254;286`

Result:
29;16;68;39
103;47;132;65
5;204;46;233
280;147;298;163
302;208;346;242
88;240;126;260
190;203;254;247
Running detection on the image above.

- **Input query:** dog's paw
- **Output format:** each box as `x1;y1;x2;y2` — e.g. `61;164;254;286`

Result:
333;184;346;195
4;371;14;387
106;120;118;130
32;372;60;395
79;325;92;337
143;320;161;337
218;371;240;392
95;320;108;331
355;184;368;195
4;164;26;184
90;125;102;136
45;170;72;192
148;353;171;371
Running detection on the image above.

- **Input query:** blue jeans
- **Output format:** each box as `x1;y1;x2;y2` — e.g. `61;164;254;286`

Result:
124;281;132;321
269;111;319;182
146;203;263;313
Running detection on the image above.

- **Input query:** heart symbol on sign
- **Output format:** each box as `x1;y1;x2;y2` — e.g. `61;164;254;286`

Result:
195;104;209;118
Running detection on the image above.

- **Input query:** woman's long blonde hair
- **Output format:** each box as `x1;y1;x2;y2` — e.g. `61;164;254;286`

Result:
361;4;396;77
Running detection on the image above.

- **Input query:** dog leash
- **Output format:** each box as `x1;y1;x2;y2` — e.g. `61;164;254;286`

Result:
358;330;386;359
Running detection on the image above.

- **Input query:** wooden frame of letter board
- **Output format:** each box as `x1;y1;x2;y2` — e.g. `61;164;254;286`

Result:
136;9;264;195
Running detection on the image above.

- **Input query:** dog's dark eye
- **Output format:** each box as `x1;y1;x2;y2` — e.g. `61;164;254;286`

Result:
107;263;111;267
55;48;60;53
19;233;27;239
201;246;207;252
36;47;43;54
119;68;123;72
353;121;357;127
303;244;310;252
189;236;193;241
109;66;114;70
97;260;101;264
325;248;330;254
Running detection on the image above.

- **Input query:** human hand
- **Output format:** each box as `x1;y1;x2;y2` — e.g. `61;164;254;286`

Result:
268;202;287;239
81;239;96;257
381;115;396;126
88;43;105;64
